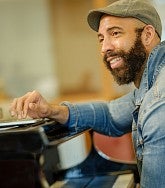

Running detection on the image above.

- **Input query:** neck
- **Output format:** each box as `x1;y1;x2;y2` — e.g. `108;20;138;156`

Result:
134;33;161;88
134;60;147;88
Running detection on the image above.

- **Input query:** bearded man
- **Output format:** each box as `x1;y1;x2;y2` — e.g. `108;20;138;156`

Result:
10;0;165;187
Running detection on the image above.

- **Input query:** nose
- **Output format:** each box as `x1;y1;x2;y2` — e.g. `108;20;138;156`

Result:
101;38;114;56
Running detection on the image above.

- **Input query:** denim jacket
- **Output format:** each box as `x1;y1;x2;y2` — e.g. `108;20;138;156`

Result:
63;41;165;187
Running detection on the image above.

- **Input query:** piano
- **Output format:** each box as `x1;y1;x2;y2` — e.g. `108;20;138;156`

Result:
0;119;139;188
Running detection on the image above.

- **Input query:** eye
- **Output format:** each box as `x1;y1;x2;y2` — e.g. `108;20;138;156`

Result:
112;31;121;37
98;37;104;44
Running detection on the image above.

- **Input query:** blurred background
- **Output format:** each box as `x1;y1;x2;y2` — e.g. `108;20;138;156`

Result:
0;0;164;118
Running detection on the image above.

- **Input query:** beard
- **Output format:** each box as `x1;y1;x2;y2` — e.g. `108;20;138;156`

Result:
103;34;147;85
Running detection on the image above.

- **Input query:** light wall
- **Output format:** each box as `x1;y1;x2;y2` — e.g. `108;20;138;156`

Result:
154;0;165;41
0;0;58;100
0;0;164;102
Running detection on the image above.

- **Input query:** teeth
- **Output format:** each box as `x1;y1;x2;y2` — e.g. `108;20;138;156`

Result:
110;57;122;64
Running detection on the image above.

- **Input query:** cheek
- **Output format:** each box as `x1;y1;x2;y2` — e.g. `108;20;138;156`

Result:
113;39;122;48
115;37;134;52
113;38;128;49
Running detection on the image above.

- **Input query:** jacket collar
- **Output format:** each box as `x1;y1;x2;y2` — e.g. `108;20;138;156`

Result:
135;40;165;105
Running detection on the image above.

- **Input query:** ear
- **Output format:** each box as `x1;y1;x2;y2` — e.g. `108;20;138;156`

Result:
141;25;156;46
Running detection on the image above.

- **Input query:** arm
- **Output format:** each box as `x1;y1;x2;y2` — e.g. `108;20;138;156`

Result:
139;67;165;187
63;91;135;136
139;99;165;187
10;90;135;136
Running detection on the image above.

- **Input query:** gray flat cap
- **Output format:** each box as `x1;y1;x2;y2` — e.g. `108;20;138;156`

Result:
87;0;162;38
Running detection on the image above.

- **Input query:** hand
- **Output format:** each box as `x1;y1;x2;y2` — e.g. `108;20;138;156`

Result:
10;90;52;119
9;90;69;124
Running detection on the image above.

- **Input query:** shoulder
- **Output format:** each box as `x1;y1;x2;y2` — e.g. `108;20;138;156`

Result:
140;65;165;114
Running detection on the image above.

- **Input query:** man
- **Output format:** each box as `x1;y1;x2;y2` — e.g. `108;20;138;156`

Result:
10;0;165;187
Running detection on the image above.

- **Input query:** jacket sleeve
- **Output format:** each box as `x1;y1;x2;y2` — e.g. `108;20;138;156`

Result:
62;91;136;136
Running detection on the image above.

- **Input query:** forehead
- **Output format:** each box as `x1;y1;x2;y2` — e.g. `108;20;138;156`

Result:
98;15;144;33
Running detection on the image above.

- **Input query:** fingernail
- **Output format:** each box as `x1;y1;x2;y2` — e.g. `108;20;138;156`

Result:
22;111;26;118
18;114;22;119
11;111;15;116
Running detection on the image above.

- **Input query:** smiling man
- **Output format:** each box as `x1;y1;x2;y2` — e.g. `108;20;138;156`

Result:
99;16;148;86
10;0;165;187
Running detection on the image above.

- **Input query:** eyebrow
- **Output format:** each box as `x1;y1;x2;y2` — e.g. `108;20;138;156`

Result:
97;26;123;38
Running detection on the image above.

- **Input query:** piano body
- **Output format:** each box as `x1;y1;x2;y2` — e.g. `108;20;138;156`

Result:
0;120;139;188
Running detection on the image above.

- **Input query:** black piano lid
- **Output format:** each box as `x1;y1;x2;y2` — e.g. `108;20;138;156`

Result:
0;119;90;152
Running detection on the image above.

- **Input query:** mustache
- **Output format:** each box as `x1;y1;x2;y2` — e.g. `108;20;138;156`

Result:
103;51;124;62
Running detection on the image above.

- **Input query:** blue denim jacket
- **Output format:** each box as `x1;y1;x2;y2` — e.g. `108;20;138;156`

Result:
63;41;165;187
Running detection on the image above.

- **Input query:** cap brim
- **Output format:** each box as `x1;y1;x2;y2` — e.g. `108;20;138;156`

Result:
87;10;105;32
87;7;124;32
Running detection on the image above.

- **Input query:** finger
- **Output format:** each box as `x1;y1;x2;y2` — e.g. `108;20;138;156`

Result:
22;100;33;118
16;97;26;119
27;113;40;119
29;103;45;118
9;98;18;117
29;103;37;110
27;103;39;119
21;91;36;118
23;92;39;117
15;92;32;119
